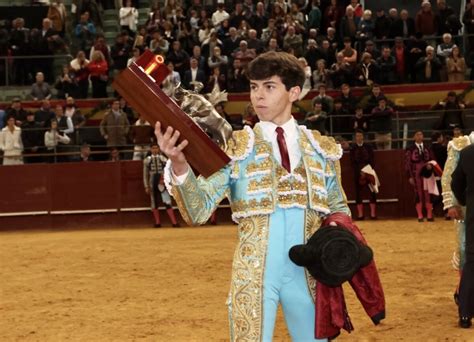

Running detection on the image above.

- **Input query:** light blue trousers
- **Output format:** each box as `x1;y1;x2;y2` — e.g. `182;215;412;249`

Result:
262;208;327;342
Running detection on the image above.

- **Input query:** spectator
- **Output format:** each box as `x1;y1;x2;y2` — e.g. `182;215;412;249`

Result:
201;30;223;60
435;0;456;36
74;12;96;56
415;46;442;83
0;107;5;130
250;1;268;35
55;66;80;99
229;2;246;29
30;72;52;101
183;57;206;91
119;0;138;37
298;57;312;98
392;37;409;83
266;37;282;52
21;112;43;163
35;99;54;127
75;143;93;162
350;0;363;17
226;58;248;92
212;2;230;27
391;9;415;39
352;106;369;133
198;19;212;44
366;84;385;112
65;97;86;144
261;19;278;45
130;115;153;160
77;0;103;31
415;1;437;38
133;26;149;53
322;0;342;32
233;40;257;68
6;98;29;126
374;8;391;41
108;147;121;161
311;83;334;114
356;52;378;86
463;0;474;52
161;61;181;97
434;91;466;132
208;46;228;71
304;39;319;72
119;97;135;124
70;51;90;99
407;33;428;83
242;102;259;128
247;29;264;54
307;0;322;31
340;83;357;113
283;25;303;57
215;102;242;130
340;37;357;68
127;47;141;66
205;66;227;93
357;9;375;41
317;39;336;67
437;33;455;60
452;125;463;138
339;5;359;41
312;59;331;88
44;119;70;163
88;50;109;98
350;129;377;220
304;99;327;134
446;46;467;82
191;45;207;72
388;8;399;23
1;115;23;165
167;40;190;78
100;99;130;147
37;18;58;83
289;3;305;28
371;96;394;150
47;0;67;36
376;46;396;85
10;18;31;86
149;30;169;55
363;39;380;60
54;104;74;137
330;97;349;136
431;131;447;170
329;52;353;88
222;27;241;56
111;32;132;71
89;35;111;66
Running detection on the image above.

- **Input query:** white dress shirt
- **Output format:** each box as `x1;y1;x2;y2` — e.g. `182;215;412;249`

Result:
173;117;301;184
257;118;301;172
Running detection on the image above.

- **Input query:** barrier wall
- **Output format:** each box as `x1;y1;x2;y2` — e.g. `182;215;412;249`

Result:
0;150;422;230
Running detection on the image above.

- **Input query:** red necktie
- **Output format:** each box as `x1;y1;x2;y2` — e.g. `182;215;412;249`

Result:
276;127;291;172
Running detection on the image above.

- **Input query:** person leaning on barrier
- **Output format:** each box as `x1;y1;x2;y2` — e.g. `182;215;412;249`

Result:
21;112;44;164
0;115;23;166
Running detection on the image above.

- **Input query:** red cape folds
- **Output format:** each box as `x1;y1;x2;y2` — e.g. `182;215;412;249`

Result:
315;213;386;339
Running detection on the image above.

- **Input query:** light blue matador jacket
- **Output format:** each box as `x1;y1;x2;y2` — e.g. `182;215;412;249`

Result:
164;123;351;341
442;132;474;270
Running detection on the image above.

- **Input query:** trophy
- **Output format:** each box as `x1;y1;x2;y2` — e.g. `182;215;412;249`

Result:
112;50;231;178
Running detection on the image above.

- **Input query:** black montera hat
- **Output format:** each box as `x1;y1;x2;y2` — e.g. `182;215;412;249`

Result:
289;225;373;287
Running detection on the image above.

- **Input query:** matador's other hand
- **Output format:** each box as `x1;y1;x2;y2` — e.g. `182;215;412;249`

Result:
154;121;189;176
447;206;463;220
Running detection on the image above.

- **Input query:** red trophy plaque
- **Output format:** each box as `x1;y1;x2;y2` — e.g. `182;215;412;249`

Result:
112;50;231;178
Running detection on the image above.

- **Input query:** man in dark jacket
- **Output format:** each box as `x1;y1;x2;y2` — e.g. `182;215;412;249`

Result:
451;143;474;328
21;112;44;163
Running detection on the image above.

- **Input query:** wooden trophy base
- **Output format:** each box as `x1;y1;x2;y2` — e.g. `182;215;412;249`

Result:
112;51;230;178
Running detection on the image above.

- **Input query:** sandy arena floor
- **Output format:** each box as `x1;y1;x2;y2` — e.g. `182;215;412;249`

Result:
1;219;473;341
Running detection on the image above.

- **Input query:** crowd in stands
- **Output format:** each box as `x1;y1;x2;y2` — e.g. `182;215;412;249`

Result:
0;0;473;165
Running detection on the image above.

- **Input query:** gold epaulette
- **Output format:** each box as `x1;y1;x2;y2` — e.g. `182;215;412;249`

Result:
449;136;471;151
225;126;254;161
307;129;343;161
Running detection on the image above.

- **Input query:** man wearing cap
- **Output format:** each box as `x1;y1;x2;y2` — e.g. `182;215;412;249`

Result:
450;136;474;329
442;129;474;328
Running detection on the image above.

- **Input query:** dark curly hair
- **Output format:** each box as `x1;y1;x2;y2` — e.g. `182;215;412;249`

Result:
247;51;306;91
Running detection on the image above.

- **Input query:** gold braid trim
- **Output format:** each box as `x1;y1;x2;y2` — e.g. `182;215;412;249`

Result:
304;210;322;302
229;215;269;342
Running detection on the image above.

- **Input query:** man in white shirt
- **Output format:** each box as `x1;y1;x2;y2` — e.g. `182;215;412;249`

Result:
211;3;229;27
155;51;385;341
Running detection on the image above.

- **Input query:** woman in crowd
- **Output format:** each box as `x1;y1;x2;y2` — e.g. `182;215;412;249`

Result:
119;0;139;37
44;119;70;163
446;45;467;82
55;65;79;99
87;50;109;98
69;51;90;99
